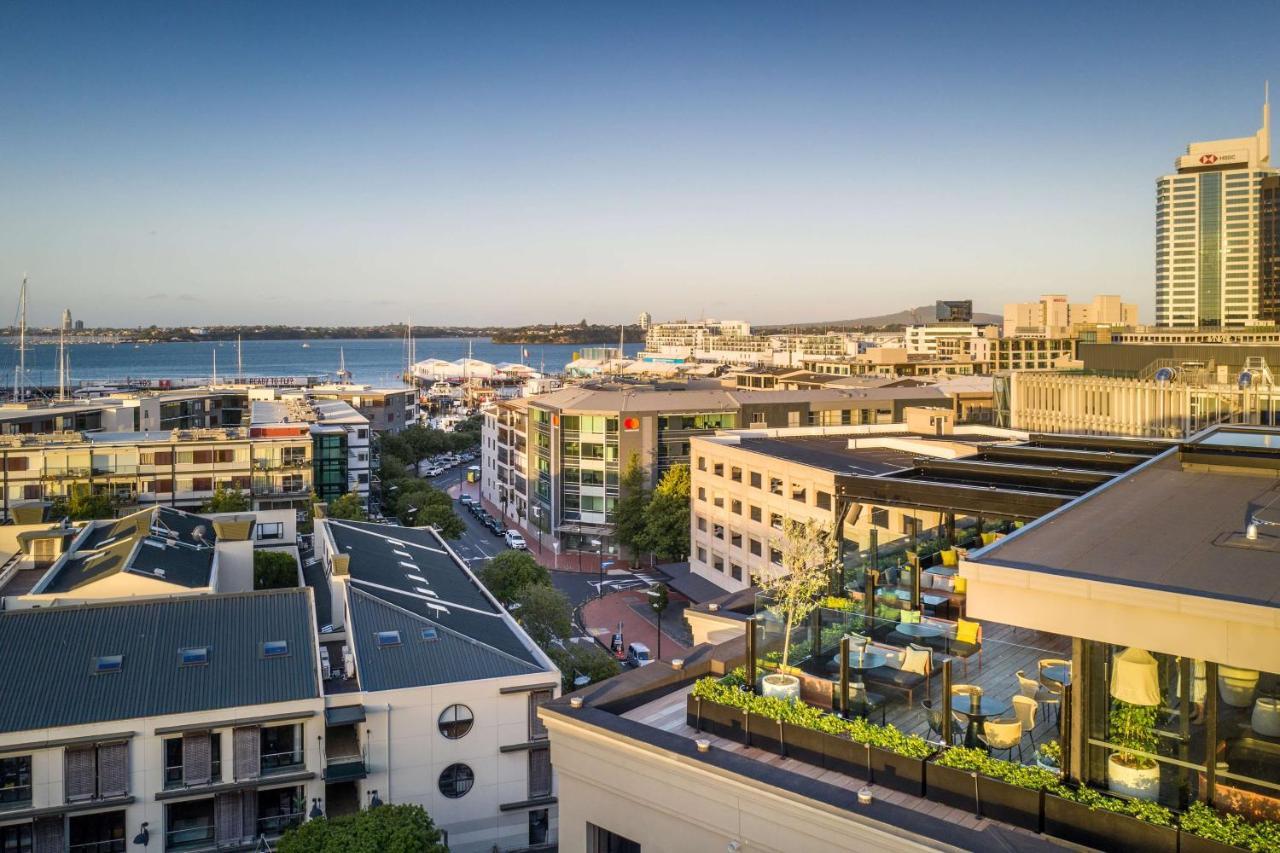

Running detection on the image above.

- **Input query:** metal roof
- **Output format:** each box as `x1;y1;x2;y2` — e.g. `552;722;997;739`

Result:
347;589;545;691
326;520;548;673
0;589;318;734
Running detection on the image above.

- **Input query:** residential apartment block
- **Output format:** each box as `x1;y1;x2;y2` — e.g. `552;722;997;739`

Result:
0;508;559;853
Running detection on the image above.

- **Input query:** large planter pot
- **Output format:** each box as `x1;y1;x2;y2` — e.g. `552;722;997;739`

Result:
1178;832;1247;853
746;711;784;754
781;721;827;767
1043;793;1177;853
1107;754;1161;801
761;673;801;700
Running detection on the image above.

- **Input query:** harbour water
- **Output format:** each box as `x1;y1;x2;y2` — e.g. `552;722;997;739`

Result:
0;338;642;388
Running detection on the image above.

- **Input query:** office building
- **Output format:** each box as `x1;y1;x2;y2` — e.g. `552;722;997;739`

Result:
1002;294;1138;338
1156;96;1276;328
483;384;957;554
903;324;996;357
934;299;972;323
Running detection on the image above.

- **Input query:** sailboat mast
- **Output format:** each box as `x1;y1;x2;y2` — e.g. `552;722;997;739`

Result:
57;324;65;401
212;348;218;385
236;334;243;380
14;276;27;401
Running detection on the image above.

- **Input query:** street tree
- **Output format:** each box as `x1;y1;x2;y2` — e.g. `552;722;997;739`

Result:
278;803;447;853
52;484;116;521
480;550;551;604
254;549;299;590
512;583;573;647
758;517;838;673
549;641;622;692
612;453;650;563
325;492;368;521
202;488;249;514
638;464;690;561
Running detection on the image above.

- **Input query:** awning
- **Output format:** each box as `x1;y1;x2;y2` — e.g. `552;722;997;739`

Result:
324;705;365;726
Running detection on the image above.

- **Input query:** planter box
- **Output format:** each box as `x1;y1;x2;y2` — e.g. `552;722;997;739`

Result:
1042;793;1177;853
822;733;872;780
686;695;746;743
925;764;1042;831
781;721;827;767
870;744;927;797
746;712;784;755
1177;833;1244;853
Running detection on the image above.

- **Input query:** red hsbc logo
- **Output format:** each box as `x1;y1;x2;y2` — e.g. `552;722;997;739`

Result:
1199;154;1218;165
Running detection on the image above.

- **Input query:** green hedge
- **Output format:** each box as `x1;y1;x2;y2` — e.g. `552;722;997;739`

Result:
1180;801;1280;851
690;672;932;759
935;747;1060;791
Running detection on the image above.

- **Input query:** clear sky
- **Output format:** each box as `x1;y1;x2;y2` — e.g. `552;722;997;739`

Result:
2;2;1278;327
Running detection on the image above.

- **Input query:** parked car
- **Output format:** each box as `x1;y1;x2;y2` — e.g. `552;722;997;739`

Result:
626;642;653;668
488;519;507;536
424;466;443;477
459;494;474;506
504;531;527;549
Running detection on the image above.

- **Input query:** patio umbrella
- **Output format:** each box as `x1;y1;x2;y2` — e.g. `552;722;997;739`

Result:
1110;647;1161;706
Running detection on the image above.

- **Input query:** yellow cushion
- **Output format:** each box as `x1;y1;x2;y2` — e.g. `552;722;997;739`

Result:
981;532;997;546
940;548;958;567
953;576;967;594
955;618;980;645
900;609;922;624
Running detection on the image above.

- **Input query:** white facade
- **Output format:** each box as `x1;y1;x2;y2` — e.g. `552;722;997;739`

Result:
1156;97;1276;328
904;324;992;356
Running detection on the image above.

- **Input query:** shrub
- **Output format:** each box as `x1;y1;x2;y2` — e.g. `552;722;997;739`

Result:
690;674;932;759
278;803;447;853
1046;782;1175;827
934;747;1059;791
254;549;298;589
1179;801;1280;851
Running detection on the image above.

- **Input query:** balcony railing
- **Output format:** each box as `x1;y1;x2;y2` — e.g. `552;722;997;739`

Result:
261;750;304;775
257;812;304;836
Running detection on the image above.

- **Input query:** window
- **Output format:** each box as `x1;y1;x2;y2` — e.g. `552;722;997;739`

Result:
261;641;289;658
730;499;742;515
93;655;123;674
770;513;783;530
712;492;724;509
696;487;706;502
529;809;550;846
769;477;783;496
749;538;762;557
769;547;783;566
816;491;832;511
696;456;705;471
255;522;284;541
791;484;806;503
528;748;552;798
696;516;706;532
870;507;889;528
730;466;742;482
750;505;762;522
529;689;552;739
695;546;706;563
730;563;742;581
163;733;221;789
166;798;214;849
749;471;762;489
438;763;475;798
730;531;742;548
179;647;209;667
712;555;724;572
712;524;724;540
0;825;31;853
260;724;302;773
712;463;724;477
0;755;31;806
375;630;401;647
587;823;641;853
438;704;475;739
421;627;439;641
64;741;128;802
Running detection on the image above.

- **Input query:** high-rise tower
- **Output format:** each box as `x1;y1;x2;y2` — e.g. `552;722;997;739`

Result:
1156;90;1275;328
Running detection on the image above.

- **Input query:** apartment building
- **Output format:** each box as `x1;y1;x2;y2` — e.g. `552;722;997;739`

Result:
485;384;956;554
0;510;559;853
1002;294;1138;338
903;324;996;356
0;389;253;437
1156;97;1276;327
307;384;419;434
640;320;864;367
250;398;371;507
970;336;1079;371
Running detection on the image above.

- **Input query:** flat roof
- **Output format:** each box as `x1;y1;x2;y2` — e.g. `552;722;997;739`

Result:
730;435;919;476
976;446;1280;608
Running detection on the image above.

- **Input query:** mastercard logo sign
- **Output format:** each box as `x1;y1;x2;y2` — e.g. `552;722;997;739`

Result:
623;417;640;431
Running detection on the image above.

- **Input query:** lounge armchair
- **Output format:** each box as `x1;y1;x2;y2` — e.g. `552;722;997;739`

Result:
861;642;941;707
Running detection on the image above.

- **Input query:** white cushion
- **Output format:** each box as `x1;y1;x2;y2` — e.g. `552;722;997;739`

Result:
901;645;931;676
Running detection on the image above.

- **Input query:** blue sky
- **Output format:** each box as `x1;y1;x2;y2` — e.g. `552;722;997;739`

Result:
2;2;1278;327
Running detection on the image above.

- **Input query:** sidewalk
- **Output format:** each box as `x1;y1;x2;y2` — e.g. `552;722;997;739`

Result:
580;588;691;663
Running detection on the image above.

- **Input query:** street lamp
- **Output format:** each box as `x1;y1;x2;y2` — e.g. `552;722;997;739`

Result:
591;538;605;595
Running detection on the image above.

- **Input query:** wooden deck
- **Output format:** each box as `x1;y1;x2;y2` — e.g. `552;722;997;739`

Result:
879;622;1071;756
622;685;1052;840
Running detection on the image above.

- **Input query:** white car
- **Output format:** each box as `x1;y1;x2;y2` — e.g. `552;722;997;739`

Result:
504;531;527;550
424;466;443;477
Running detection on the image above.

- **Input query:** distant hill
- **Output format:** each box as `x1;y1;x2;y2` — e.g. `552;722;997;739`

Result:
759;306;1002;333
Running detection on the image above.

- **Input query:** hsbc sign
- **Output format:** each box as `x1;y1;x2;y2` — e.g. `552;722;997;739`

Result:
1178;148;1249;170
1199;154;1218;165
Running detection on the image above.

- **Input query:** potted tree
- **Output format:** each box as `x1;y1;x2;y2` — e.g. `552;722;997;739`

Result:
756;518;836;701
1107;699;1161;800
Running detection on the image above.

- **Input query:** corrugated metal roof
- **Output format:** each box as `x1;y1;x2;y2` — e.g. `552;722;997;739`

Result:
0;589;318;734
347;589;544;691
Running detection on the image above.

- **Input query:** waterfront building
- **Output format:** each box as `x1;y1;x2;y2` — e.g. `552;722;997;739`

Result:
307;384;418;434
639;319;865;367
1002;293;1138;338
1156;96;1276;327
902;323;996;357
0;513;558;853
970;336;1079;371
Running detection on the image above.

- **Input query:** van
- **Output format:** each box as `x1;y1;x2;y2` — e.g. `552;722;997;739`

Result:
626;642;653;668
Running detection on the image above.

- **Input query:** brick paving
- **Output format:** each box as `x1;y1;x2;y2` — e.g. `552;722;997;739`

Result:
581;587;692;663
